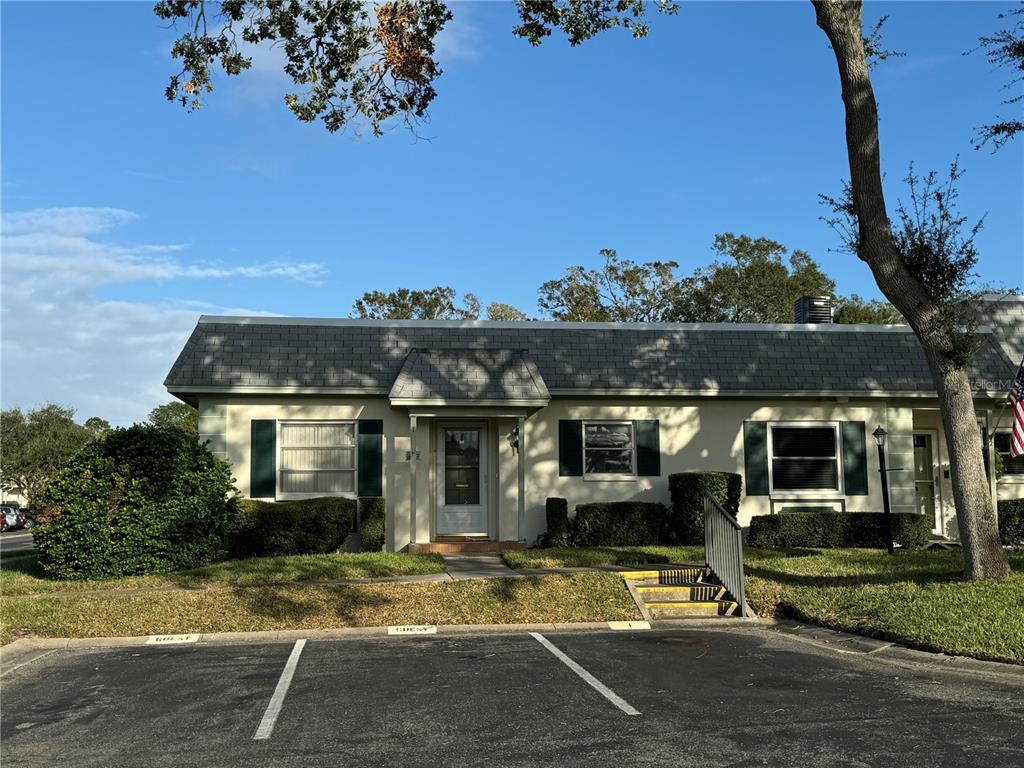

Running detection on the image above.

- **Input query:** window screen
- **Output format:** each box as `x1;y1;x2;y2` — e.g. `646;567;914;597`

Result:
995;432;1024;475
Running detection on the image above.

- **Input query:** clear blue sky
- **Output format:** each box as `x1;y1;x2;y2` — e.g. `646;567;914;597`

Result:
2;1;1022;423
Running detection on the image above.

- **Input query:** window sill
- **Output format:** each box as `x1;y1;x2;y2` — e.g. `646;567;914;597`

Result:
583;475;638;482
276;492;358;501
769;490;843;498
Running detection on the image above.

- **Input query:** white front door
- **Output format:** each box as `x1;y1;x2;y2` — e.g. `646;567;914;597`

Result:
436;423;489;537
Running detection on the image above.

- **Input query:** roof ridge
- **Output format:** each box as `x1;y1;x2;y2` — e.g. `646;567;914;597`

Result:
197;314;938;334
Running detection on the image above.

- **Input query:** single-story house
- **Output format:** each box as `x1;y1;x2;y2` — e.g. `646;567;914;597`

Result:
165;296;1024;552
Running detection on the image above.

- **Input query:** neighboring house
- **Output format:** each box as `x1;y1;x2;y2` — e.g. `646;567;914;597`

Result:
165;296;1023;552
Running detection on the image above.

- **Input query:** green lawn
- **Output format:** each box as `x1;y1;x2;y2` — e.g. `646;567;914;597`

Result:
0;573;638;643
744;547;1024;664
0;552;447;596
502;546;705;569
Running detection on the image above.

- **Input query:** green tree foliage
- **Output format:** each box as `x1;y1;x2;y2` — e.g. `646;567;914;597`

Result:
673;233;836;323
155;0;453;135
833;294;901;324
976;5;1023;149
537;248;683;322
0;405;96;507
486;302;530;321
83;417;112;437
148;401;199;436
352;286;480;320
33;425;238;579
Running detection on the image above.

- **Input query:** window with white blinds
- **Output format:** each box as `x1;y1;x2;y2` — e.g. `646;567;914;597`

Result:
279;422;357;497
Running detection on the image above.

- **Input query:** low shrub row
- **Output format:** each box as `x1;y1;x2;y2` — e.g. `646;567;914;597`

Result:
542;471;742;548
1000;499;1024;546
358;496;387;552
747;511;932;550
231;497;357;558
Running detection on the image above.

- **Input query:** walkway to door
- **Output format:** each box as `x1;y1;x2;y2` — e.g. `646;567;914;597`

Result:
442;553;522;581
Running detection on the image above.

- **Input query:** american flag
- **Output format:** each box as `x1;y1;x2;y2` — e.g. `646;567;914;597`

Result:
1012;358;1024;458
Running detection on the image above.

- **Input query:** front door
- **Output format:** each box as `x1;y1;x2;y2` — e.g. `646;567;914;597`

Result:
436;424;489;537
913;432;942;534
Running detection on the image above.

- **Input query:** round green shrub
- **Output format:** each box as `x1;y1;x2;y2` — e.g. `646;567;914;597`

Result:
668;472;743;545
33;425;238;580
747;511;932;550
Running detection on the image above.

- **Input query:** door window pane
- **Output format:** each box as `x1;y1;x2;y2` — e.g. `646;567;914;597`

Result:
444;430;480;505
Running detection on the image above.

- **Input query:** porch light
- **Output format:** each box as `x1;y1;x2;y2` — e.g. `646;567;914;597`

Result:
507;425;520;454
872;426;888;448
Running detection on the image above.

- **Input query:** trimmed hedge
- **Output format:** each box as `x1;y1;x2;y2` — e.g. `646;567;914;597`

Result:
231;496;356;558
572;501;670;547
358;496;386;552
747;512;932;550
33;425;238;580
668;472;742;545
999;499;1024;546
542;497;571;547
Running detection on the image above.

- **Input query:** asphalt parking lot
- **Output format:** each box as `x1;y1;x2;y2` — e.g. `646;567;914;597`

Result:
0;531;34;554
2;627;1022;768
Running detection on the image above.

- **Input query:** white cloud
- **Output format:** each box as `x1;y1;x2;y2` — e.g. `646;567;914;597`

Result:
0;207;324;425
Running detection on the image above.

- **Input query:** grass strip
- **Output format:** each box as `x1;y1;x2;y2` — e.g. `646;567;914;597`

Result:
0;552;447;596
0;573;640;643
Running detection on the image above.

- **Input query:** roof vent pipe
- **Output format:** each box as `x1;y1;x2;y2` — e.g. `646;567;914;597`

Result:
794;296;833;324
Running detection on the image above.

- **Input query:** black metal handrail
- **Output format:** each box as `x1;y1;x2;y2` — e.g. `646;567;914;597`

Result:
703;492;747;617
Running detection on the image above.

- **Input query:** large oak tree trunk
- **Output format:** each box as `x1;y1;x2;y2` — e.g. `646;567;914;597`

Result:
812;0;1009;579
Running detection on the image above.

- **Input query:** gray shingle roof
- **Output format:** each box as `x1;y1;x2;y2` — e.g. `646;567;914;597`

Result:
164;317;1017;398
389;349;550;404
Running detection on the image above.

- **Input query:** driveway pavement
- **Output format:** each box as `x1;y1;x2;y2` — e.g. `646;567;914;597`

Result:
1;627;1021;768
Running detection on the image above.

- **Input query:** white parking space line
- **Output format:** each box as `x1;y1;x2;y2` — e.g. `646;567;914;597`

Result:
529;632;641;716
253;639;306;740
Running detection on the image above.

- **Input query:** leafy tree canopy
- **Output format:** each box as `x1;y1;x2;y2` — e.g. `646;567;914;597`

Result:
537;248;682;322
0;405;97;507
976;4;1023;150
672;233;836;323
833;294;901;324
148;401;199;436
352;286;480;319
486;302;530;321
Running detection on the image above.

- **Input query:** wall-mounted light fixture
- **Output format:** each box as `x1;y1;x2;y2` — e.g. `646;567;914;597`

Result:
507;425;520;454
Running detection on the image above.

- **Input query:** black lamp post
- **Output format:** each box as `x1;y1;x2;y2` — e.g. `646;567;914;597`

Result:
872;426;895;555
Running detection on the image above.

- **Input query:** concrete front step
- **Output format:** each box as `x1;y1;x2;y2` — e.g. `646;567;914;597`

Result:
617;566;710;584
635;583;727;601
646;600;740;618
408;540;526;554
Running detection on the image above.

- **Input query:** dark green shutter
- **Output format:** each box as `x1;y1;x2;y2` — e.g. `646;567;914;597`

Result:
634;420;661;476
743;421;769;496
357;419;384;497
558;420;583;476
250;420;276;498
841;421;869;496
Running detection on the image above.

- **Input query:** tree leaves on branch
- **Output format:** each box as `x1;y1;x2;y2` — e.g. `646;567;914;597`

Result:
351;286;481;319
513;0;677;46
974;4;1024;149
155;0;452;134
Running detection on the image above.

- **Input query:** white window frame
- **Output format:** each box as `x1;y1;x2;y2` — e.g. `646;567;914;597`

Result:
766;421;844;496
276;420;358;500
994;429;1024;482
582;420;637;481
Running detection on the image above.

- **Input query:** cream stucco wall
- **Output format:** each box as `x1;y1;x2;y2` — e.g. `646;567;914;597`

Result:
199;394;1018;549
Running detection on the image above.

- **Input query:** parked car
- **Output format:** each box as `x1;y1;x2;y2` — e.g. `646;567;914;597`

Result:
0;504;27;532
